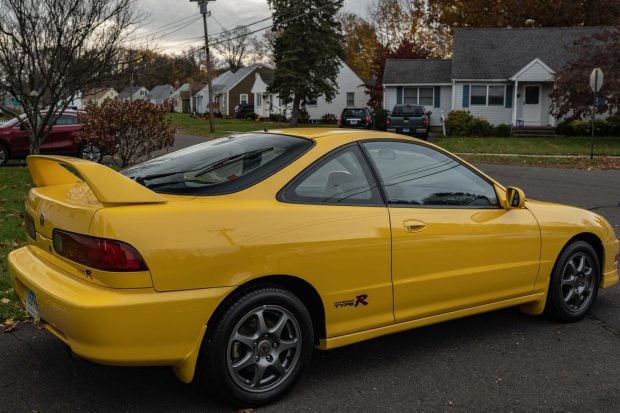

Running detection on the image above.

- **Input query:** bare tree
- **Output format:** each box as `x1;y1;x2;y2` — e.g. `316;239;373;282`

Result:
211;25;254;72
0;0;139;154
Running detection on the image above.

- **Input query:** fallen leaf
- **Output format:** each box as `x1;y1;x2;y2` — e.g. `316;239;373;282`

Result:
0;298;11;304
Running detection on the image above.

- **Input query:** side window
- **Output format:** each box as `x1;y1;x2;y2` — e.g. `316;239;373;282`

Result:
280;146;382;205
54;115;77;126
363;141;499;208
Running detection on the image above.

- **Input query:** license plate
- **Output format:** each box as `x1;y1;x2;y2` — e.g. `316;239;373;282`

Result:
416;128;427;133
349;119;359;125
26;289;40;321
402;128;410;133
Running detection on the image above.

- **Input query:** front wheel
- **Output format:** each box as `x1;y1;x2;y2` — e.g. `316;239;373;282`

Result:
79;144;103;163
198;287;314;407
544;240;600;322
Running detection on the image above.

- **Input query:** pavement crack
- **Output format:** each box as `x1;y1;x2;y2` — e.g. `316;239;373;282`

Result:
587;204;620;211
8;331;46;361
588;313;620;338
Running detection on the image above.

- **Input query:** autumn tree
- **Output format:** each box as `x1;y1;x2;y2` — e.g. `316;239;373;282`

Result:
0;0;139;154
339;12;382;81
366;38;432;110
268;0;344;125
551;27;620;118
432;0;620;29
80;99;175;167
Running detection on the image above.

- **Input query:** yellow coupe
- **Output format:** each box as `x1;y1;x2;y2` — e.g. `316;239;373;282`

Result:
8;129;619;406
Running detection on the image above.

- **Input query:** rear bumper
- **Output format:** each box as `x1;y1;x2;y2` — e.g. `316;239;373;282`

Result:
387;127;428;137
8;246;232;368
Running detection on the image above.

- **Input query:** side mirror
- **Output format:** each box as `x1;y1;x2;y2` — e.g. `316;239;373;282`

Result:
506;186;526;209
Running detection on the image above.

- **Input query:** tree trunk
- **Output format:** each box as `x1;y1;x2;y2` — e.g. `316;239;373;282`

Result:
290;94;301;126
29;133;41;155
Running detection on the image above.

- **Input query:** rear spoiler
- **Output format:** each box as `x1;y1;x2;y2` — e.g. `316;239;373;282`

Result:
27;155;166;205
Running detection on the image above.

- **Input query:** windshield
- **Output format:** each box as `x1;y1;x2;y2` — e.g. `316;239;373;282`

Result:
392;105;425;116
0;114;26;128
122;133;313;195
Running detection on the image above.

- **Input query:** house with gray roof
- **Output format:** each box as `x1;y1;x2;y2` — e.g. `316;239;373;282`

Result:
149;84;174;105
194;64;273;116
119;85;149;102
383;27;602;128
251;60;367;120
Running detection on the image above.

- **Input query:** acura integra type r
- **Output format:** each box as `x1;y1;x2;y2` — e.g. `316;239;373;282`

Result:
8;129;619;406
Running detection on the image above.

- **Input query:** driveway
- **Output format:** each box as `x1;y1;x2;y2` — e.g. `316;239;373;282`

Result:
1;163;619;412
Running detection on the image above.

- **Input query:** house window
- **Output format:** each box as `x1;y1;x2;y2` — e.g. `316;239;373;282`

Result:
305;98;317;107
403;88;417;104
488;86;505;106
403;87;434;106
255;93;262;107
418;87;434;106
346;92;355;107
240;94;248;105
470;85;487;105
525;86;539;104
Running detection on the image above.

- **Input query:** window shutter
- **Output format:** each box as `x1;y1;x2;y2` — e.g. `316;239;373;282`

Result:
505;85;514;108
434;86;441;108
462;85;470;108
396;87;403;104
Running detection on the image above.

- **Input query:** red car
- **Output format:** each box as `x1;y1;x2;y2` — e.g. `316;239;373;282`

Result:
0;111;103;166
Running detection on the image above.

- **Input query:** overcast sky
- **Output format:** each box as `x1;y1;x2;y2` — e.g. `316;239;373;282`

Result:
133;0;371;54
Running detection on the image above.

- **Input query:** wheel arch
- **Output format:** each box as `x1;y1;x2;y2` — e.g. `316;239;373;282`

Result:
564;232;604;274
206;274;326;345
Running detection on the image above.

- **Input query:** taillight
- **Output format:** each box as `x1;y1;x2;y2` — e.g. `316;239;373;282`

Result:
365;116;371;124
338;116;342;126
52;229;148;272
386;116;391;127
422;116;428;127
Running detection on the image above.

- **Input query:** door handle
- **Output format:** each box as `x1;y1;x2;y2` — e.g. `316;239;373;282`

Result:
403;219;426;233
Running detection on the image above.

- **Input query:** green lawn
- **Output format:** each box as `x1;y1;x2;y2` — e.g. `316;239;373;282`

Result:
0;167;31;326
433;136;620;156
168;113;334;138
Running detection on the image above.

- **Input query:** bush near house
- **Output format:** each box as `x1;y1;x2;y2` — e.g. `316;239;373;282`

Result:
321;113;338;124
556;116;620;136
445;110;493;136
80;99;176;167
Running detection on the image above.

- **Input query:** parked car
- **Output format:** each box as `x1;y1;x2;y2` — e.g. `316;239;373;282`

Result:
387;104;431;139
338;107;373;129
0;111;103;165
234;103;255;118
9;129;619;406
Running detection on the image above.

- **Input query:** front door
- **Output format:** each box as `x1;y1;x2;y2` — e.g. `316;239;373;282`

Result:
523;85;541;125
361;140;541;322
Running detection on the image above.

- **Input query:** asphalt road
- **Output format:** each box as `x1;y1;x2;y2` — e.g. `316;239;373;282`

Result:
1;153;619;412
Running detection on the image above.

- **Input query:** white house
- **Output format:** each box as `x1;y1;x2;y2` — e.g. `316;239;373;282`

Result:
83;87;119;107
251;60;367;121
119;86;149;102
149;84;174;105
383;27;605;128
170;83;193;113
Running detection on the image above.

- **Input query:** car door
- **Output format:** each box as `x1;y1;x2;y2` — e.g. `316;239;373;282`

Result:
46;114;80;154
278;144;393;337
362;140;541;322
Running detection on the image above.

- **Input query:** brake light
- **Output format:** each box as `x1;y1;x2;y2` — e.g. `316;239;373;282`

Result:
422;116;428;127
365;116;371;124
52;229;148;272
338;116;342;126
386;116;391;127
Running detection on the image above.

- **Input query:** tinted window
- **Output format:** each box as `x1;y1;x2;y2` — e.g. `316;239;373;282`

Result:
392;105;425;116
280;146;382;205
54;114;78;125
342;109;367;118
122;133;313;195
363;141;498;207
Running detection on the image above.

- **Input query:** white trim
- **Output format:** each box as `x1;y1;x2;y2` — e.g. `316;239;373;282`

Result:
454;79;508;82
512;80;518;126
402;86;435;106
468;84;508;107
239;93;249;105
383;83;452;87
224;64;267;93
451;80;456;111
510;58;555;81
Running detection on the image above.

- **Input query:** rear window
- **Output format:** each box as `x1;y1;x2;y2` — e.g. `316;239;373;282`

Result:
392;105;424;116
122;133;313;195
342;109;367;118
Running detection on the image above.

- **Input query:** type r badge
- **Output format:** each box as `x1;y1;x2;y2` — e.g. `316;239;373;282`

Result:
334;294;368;308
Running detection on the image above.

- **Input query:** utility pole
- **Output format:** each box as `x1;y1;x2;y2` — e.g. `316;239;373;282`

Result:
191;0;215;132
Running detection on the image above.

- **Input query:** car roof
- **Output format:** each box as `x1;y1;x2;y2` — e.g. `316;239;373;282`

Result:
265;128;398;141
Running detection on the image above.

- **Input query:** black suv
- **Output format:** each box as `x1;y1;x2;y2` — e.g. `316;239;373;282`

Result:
234;103;255;118
338;108;373;129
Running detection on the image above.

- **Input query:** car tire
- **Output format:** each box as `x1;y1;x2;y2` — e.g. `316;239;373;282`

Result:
544;240;600;322
198;286;314;407
0;143;8;166
78;144;103;163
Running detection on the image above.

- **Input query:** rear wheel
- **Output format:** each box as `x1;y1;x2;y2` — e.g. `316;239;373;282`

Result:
79;144;103;163
0;143;8;165
544;240;600;322
199;287;313;407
